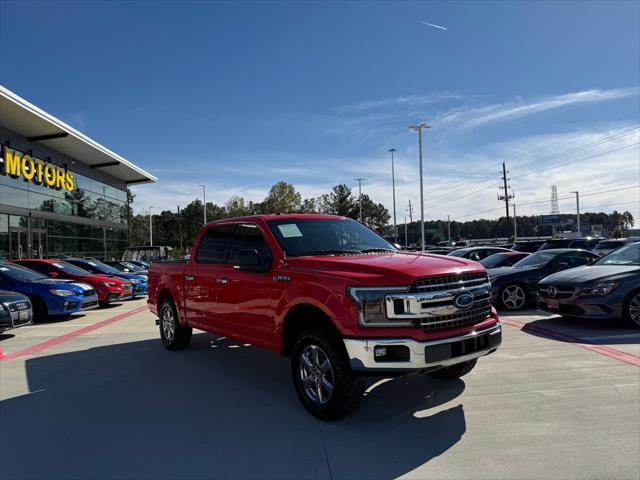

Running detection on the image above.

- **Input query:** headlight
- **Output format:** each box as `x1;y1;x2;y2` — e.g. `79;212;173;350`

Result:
102;282;117;287
50;289;75;296
129;279;141;284
581;281;619;296
348;287;411;327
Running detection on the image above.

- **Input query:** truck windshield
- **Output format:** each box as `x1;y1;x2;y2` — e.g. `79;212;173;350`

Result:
266;218;396;257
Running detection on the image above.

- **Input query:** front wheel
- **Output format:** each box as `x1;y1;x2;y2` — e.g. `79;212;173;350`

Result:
159;299;192;350
624;291;640;329
500;284;527;311
291;330;363;420
428;359;477;380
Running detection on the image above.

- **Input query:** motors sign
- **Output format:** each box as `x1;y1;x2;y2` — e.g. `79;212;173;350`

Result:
0;146;75;192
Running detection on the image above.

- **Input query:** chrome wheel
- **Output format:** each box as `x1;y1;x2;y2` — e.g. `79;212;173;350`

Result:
502;285;526;310
299;344;334;405
629;293;640;325
161;306;175;342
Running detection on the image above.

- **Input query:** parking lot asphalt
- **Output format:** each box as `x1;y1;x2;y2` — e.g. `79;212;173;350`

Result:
1;299;639;480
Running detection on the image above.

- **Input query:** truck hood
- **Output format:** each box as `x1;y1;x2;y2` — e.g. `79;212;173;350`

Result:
286;252;484;285
541;265;640;284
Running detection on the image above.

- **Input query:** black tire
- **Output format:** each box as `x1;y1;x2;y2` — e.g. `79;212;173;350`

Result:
499;284;527;311
428;359;477;380
29;296;48;322
99;296;111;308
159;299;192;350
291;330;363;420
623;290;640;329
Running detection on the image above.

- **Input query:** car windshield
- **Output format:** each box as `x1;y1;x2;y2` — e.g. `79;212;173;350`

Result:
0;263;49;281
512;251;557;268
52;261;92;276
594;243;640;266
594;240;625;250
267;218;396;257
80;260;121;274
481;253;509;268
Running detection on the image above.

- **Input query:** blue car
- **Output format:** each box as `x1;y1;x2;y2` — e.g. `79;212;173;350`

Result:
1;290;33;332
66;258;148;297
0;262;99;320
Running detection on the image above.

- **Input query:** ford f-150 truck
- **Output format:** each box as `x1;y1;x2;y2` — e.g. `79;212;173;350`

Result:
147;214;502;419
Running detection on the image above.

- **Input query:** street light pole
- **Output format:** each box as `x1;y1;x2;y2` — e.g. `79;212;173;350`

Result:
447;215;451;244
198;184;207;224
512;204;517;241
354;178;366;223
404;217;408;246
409;123;431;251
388;148;397;243
571;191;581;236
149;206;153;246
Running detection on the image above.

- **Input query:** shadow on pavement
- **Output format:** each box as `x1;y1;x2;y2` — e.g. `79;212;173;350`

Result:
0;333;467;480
521;316;639;345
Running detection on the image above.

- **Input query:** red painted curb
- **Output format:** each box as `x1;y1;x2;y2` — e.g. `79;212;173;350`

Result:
1;305;149;361
501;318;640;367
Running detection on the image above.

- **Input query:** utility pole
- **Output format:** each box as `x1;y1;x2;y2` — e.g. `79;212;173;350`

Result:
404;217;408;246
497;162;514;221
177;205;183;250
354;178;366;223
571;191;581;236
389;148;397;243
198;184;207;224
407;200;414;223
409;123;431;251
447;215;451;244
149;206;153;247
512;204;517;241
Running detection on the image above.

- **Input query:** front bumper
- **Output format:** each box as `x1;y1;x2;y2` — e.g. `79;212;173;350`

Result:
537;296;624;319
343;322;502;373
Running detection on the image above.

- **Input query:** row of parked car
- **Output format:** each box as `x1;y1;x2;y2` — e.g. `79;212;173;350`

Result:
451;242;640;327
0;258;151;333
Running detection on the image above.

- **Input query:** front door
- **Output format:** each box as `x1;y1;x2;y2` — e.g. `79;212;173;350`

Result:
31;229;48;259
9;228;27;260
215;223;281;348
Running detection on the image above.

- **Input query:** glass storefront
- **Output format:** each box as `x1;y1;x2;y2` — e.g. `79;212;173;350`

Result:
0;213;127;261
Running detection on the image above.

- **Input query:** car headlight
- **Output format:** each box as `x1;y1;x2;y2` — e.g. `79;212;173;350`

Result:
581;281;619;296
129;279;141;284
348;287;411;327
102;282;118;287
50;289;75;296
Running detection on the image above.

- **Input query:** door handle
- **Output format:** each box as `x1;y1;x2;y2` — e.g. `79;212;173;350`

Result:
216;277;229;285
185;275;194;281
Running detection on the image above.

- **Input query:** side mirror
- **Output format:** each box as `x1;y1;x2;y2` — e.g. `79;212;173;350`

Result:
234;249;269;272
49;271;59;278
554;262;569;273
394;243;402;250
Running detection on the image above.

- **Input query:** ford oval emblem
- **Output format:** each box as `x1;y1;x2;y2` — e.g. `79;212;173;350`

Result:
454;292;474;310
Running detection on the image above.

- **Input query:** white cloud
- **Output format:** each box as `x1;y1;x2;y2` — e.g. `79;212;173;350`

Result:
438;87;640;132
335;92;466;114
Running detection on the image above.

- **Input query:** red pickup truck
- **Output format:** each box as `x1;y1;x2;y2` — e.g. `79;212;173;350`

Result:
147;214;502;419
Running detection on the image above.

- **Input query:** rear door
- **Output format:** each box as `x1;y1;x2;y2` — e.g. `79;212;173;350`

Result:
214;223;281;348
184;224;233;330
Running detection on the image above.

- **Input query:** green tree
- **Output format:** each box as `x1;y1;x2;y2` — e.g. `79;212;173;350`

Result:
319;184;356;216
261;181;302;214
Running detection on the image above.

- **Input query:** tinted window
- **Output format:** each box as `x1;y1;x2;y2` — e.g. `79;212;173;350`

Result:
228;224;272;270
594;240;625;250
560;251;596;267
512;251;558;268
196;225;233;264
539;240;572;250
595;243;640;266
0;263;48;281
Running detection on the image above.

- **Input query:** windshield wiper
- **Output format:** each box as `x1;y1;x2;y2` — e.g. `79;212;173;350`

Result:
295;250;359;256
359;248;396;253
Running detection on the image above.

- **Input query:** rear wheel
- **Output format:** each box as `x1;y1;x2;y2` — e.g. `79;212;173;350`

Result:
428;359;477;380
159;299;192;350
624;291;640;329
291;330;363;420
500;284;527;310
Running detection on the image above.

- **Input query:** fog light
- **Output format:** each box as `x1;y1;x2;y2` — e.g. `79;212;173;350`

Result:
374;346;387;358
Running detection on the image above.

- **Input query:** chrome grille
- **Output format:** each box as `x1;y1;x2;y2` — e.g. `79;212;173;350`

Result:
538;285;575;299
415;273;489;292
7;301;31;312
419;300;493;330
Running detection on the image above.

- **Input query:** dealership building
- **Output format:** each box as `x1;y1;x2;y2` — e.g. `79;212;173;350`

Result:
0;86;156;260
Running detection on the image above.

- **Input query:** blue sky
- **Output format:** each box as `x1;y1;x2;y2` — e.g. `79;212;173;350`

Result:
1;0;639;223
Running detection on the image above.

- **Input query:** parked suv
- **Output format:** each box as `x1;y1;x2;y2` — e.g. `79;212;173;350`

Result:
147;215;502;420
